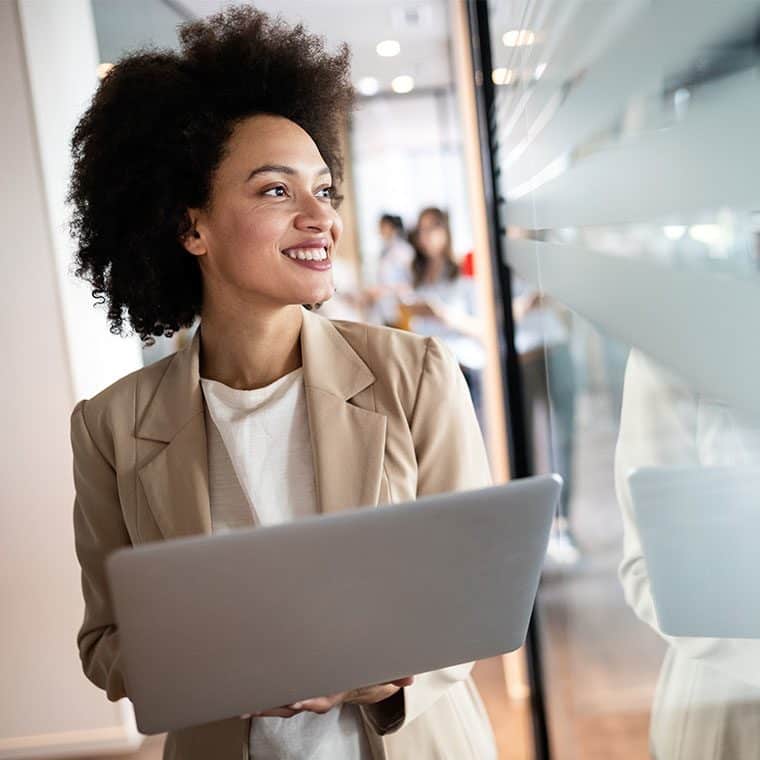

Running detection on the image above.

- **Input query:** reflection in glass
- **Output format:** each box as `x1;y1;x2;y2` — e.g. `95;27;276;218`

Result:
616;350;760;759
490;0;760;756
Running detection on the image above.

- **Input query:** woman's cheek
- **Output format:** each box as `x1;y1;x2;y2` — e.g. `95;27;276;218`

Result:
331;212;344;244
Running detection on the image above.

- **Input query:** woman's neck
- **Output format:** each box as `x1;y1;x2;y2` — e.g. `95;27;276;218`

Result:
423;255;446;284
199;302;303;390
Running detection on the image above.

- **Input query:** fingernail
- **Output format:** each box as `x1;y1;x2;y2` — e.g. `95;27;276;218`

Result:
290;702;303;709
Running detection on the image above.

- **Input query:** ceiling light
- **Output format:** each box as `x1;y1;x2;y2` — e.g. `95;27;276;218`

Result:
97;62;114;79
689;224;722;246
357;77;380;96
492;68;514;85
376;40;401;57
663;225;687;240
502;29;536;47
391;75;414;94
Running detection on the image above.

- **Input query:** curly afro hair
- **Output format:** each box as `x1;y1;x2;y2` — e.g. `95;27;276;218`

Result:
68;5;354;343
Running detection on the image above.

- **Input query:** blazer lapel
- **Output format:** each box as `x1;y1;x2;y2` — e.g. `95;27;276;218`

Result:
137;329;212;539
135;310;388;539
301;309;387;515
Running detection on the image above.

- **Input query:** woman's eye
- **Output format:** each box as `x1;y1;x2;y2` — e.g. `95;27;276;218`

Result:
263;185;287;197
316;186;335;200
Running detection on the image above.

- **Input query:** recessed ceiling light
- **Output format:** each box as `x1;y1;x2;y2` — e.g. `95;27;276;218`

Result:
689;224;722;246
502;29;536;47
391;75;414;94
663;225;687;240
492;68;514;85
376;40;401;57
97;62;114;79
357;77;380;96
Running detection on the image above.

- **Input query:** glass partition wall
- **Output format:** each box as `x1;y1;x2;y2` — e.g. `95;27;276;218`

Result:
479;1;760;758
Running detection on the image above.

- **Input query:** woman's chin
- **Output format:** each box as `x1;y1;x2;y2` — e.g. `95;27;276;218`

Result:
301;287;334;307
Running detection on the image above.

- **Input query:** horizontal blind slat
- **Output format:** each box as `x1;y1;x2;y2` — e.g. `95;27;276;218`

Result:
505;69;760;227
500;0;757;193
507;238;760;415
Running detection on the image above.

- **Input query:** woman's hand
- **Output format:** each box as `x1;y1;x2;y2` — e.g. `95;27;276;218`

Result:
242;676;414;719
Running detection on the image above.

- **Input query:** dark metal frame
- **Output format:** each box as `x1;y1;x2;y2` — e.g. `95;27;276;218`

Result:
465;2;551;759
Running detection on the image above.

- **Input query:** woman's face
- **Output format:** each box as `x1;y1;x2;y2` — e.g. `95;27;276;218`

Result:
379;220;396;242
416;213;448;259
185;114;342;309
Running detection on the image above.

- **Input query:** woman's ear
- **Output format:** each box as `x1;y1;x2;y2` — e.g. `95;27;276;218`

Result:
180;210;207;257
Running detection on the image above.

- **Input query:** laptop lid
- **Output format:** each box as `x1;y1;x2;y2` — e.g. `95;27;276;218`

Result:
107;475;560;733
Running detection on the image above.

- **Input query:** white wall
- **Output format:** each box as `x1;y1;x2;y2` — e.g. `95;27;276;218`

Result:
0;1;142;756
18;0;143;401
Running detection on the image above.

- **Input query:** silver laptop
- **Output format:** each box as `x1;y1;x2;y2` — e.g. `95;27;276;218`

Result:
107;475;561;734
628;466;760;638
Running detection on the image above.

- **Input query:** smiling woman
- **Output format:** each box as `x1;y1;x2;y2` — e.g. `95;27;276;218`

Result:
66;6;497;760
181;114;343;355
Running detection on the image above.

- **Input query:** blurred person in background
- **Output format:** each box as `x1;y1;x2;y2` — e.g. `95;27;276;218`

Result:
512;279;579;564
66;7;496;760
402;207;485;428
364;213;414;326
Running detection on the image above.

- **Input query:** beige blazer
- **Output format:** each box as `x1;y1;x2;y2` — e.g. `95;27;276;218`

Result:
71;308;497;760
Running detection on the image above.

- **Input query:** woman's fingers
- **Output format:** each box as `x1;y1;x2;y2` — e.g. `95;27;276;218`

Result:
266;676;417;717
243;706;302;718
293;692;346;714
345;683;400;705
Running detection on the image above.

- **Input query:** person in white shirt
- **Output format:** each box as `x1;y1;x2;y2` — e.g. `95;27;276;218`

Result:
512;277;579;563
403;207;486;428
67;7;496;760
365;214;414;326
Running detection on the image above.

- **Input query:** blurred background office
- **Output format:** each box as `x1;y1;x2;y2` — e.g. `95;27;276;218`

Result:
3;0;760;759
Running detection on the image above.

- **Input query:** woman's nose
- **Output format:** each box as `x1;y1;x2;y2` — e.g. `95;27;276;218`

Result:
294;195;335;232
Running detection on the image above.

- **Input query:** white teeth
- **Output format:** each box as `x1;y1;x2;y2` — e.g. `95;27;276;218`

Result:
283;247;328;261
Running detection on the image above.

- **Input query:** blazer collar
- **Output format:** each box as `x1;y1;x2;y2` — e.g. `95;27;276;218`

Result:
300;307;376;401
136;308;386;538
137;307;375;443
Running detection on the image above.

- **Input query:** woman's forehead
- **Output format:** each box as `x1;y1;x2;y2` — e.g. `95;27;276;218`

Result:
225;114;327;175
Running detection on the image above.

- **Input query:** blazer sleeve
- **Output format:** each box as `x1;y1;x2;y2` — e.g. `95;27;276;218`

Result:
615;349;760;687
362;336;492;735
71;399;131;701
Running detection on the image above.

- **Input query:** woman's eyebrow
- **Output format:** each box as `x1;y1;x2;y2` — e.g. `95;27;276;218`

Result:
245;164;331;181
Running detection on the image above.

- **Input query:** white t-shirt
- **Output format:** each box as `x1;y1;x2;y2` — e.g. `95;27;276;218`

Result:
200;368;372;760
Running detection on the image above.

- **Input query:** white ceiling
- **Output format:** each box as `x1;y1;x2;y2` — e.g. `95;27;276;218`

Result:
93;0;650;99
93;0;454;94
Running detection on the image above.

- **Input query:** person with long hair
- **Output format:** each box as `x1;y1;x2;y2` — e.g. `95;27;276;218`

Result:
67;7;496;760
404;207;486;426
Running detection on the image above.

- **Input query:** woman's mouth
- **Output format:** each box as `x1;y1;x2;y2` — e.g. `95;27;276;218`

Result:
282;247;328;261
281;246;332;270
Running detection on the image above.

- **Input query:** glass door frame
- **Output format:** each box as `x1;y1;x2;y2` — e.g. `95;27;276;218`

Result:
464;2;552;759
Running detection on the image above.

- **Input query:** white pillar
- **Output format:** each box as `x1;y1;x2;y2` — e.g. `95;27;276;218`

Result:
17;0;143;400
0;1;142;756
